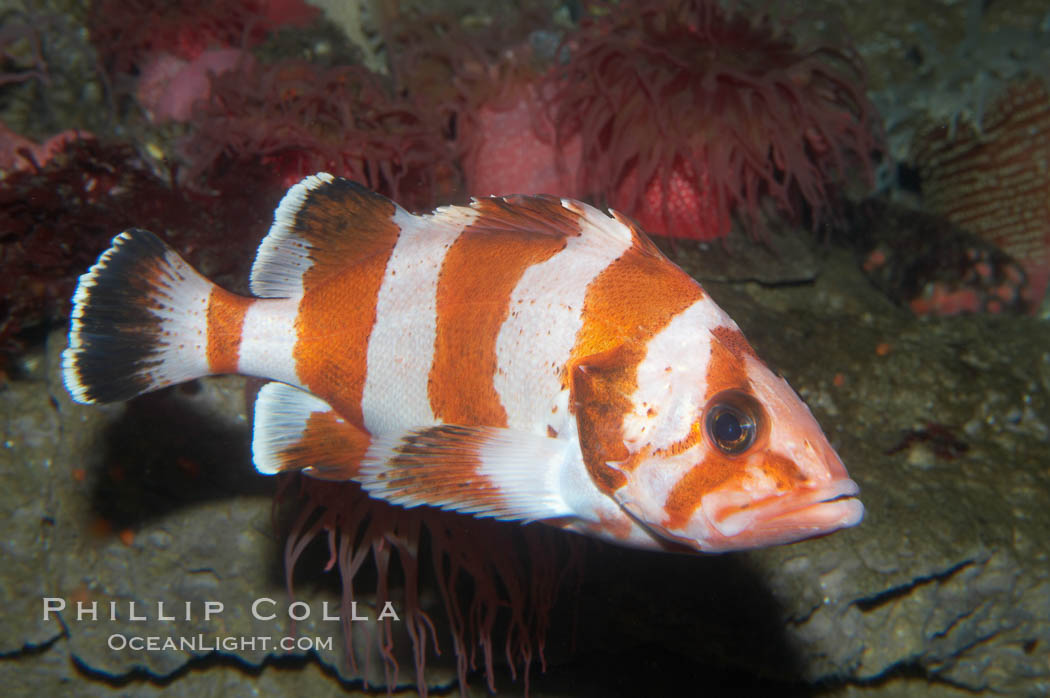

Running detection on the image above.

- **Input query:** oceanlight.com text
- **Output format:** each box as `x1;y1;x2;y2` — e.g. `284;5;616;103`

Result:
106;633;333;653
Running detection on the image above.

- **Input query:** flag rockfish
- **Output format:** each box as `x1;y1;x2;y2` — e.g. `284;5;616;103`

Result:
63;174;863;552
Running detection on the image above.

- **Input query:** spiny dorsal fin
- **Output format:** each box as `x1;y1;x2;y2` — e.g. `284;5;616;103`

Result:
251;174;650;300
252;382;370;480
250;174;403;298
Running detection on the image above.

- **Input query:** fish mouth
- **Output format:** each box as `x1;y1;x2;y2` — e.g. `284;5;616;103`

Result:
709;478;864;542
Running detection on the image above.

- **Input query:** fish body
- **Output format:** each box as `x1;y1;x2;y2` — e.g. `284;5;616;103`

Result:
63;174;862;552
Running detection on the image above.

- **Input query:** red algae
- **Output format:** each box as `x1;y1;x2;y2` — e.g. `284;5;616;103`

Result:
0;139;151;361
0;137;281;366
548;0;883;240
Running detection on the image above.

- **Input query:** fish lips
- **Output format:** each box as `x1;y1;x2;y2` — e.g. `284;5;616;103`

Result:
705;478;864;544
620;478;864;553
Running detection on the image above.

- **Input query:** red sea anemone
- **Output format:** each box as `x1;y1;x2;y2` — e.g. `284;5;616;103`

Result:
283;477;580;694
88;0;318;71
548;0;883;240
178;59;457;210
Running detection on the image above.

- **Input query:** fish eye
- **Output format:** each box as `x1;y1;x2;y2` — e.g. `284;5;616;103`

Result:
704;391;763;455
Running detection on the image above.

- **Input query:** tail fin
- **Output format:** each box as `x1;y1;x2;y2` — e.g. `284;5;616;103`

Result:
63;230;216;404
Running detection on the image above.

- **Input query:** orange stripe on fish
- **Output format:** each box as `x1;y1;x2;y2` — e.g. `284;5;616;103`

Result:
63;174;863;554
290;178;401;424
704;325;755;397
662;451;736;531
430;198;573;426
205;288;252;374
571;225;703;361
571;227;705;493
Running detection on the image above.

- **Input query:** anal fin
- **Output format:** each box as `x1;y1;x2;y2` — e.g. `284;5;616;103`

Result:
252;382;369;480
359;425;574;523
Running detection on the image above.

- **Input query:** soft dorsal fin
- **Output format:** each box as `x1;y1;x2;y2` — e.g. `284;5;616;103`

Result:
249;174;404;298
357;425;574;523
252;382;370;480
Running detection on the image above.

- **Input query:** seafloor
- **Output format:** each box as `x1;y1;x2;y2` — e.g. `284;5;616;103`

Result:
2;0;1050;697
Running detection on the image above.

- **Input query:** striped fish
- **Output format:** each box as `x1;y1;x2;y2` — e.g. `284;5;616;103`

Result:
63;174;863;552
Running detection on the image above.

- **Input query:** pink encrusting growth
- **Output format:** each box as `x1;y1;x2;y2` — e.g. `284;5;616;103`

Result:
546;0;883;239
0;121;90;173
88;0;323;138
461;84;583;200
88;2;454;208
136;49;254;123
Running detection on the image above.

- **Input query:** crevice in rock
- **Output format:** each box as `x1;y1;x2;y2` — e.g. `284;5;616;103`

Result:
67;648;423;691
0;632;63;660
853;559;977;612
836;657;987;694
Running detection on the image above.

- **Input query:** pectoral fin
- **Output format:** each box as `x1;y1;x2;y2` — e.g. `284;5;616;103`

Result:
358;424;573;523
253;382;574;522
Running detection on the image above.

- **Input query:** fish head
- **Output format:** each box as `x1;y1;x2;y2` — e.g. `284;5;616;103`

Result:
574;317;863;553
